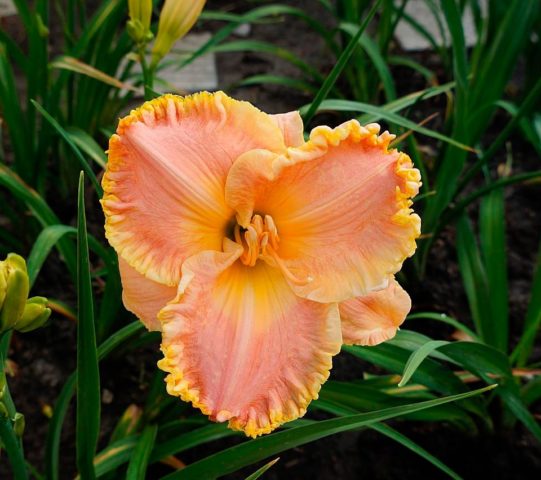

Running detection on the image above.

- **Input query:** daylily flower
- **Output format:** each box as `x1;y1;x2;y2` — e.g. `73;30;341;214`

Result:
101;92;421;437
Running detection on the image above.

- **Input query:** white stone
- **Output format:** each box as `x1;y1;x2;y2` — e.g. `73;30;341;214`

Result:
394;0;487;51
0;0;17;17
154;32;218;93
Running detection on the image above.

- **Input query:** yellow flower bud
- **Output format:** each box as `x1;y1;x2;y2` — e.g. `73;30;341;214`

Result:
127;0;153;45
151;0;206;68
15;297;51;333
0;254;30;333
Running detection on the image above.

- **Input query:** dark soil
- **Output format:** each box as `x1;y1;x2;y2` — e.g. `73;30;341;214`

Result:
2;1;541;479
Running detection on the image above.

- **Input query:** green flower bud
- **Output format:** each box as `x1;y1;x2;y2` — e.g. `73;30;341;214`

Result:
128;0;153;45
0;254;30;333
0;402;8;418
15;297;51;333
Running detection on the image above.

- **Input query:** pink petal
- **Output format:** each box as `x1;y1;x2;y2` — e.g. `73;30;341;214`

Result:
118;257;177;331
340;277;411;346
158;242;342;437
225;121;421;303
101;92;287;285
270;111;305;147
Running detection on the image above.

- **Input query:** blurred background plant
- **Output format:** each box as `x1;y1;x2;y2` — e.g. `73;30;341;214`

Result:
0;0;540;478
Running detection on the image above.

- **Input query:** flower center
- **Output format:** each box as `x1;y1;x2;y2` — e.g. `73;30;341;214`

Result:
234;214;279;267
233;214;312;286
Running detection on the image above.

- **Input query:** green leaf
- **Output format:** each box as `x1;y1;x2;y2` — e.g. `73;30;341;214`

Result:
407;312;480;342
76;173;101;480
51;56;140;93
320;380;473;426
339;23;396;101
356;81;455;123
165;386;495;479
31;100;103;197
0;165;77;281
314;400;461;479
458;78;541;193
149;424;239;464
237;74;318;94
302;0;382;125
468;0;539;138
126;425;158;480
439;342;541;441
92;424;239;477
46;322;144;480
399;341;451;387
26;225;113;289
92;436;138;478
301;99;474;152
0;44;32;182
512;238;541;366
479;188;508;351
455;214;491;342
66;127;107;169
212;40;323;83
244;458;280;480
343;343;488;422
186;5;338;70
0;417;29;480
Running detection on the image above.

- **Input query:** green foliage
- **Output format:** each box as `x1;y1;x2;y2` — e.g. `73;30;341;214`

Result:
76;173;100;479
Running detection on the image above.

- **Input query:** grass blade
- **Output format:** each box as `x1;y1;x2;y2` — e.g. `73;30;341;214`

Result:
0;417;29;480
407;312;480;342
512;239;541;366
66;127;107;169
439;342;541;441
31;100;103;197
0;165;77;281
339;23;396;101
27;226;78;289
399;341;450;387
76;172;100;480
27;225;115;289
51;56;140;93
314;400;461;479
244;458;280;480
479;188;508;352
302;0;381;125
126;425;158;480
0;44;32;182
166;386;494;480
455;214;491;343
302;99;473;151
45;322;144;480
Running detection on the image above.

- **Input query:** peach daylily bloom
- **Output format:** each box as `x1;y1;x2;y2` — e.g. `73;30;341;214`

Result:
101;92;421;437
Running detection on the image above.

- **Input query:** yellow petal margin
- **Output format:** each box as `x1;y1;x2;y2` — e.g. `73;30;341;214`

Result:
339;277;411;346
157;244;342;437
225;121;422;303
101;92;286;286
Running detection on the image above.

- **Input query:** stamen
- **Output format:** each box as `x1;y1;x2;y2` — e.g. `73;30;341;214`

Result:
234;214;294;272
244;226;259;266
264;215;279;250
266;245;312;286
252;214;263;235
